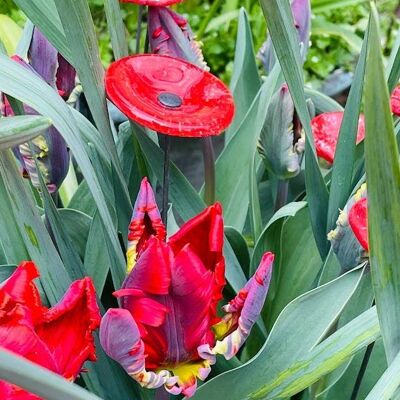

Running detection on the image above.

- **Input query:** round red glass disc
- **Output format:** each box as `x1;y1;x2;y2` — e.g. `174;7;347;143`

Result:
105;55;235;137
311;112;365;164
120;0;182;6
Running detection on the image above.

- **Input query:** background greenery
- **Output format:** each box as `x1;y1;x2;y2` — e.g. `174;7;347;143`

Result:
1;0;399;85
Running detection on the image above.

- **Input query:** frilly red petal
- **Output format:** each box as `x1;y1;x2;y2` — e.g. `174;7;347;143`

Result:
311;112;365;164
35;277;101;380
120;0;183;6
348;197;369;251
1;262;45;323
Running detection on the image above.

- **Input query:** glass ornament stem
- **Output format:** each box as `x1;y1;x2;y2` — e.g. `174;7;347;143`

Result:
161;134;171;225
202;136;216;205
136;5;145;54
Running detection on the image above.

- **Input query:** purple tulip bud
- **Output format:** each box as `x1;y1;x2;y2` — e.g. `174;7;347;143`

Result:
258;0;311;72
1;28;74;193
148;6;208;70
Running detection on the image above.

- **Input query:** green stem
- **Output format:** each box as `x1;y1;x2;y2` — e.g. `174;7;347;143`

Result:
202;137;216;205
274;180;289;212
136;5;145;54
197;0;224;40
161;135;171;225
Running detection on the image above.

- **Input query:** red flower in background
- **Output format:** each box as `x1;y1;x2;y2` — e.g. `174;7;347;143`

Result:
391;86;400;116
311;111;365;164
105;54;235;137
0;262;100;399
100;178;274;398
349;197;369;251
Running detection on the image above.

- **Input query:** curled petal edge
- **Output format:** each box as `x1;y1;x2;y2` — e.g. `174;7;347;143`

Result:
199;252;274;361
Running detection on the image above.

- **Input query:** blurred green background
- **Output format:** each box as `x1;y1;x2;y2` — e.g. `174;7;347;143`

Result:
1;0;399;86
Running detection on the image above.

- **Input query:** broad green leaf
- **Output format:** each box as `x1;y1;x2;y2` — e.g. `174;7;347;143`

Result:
54;0;118;163
0;349;102;400
215;66;280;231
0;264;17;282
258;306;379;399
311;0;368;12
104;0;129;60
312;16;363;53
225;8;261;142
364;350;400;400
193;268;365;400
0;53;126;288
12;0;72;62
387;28;400;93
260;0;329;258
249;153;262;242
265;207;322;328
15;20;34;58
323;339;386;400
364;3;400;363
58;209;92;258
327;25;368;231
0;150;70;303
0;169;29;264
225;226;250;276
0;115;52;150
0;15;22;55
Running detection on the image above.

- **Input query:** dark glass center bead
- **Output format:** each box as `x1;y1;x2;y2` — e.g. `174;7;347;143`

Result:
157;92;183;108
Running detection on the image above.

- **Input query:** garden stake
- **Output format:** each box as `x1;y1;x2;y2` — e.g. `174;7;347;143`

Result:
161;134;171;225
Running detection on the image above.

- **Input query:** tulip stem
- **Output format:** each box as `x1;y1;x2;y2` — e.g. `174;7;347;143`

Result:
202;137;216;205
161;135;171;225
136;5;145;54
274;180;289;212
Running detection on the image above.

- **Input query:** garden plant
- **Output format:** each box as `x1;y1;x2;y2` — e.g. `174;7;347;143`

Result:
0;0;400;399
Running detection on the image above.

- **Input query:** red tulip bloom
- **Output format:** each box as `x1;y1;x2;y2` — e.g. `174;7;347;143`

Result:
349;197;368;251
311;112;365;164
121;0;182;6
105;54;235;137
391;86;400;116
100;178;274;398
0;262;101;399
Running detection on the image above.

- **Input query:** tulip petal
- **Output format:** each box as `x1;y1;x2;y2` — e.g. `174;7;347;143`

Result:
127;177;166;273
0;261;45;323
56;54;76;99
199;252;274;361
100;308;178;391
311;112;365;164
349;197;369;251
35;277;101;380
391;86;400;116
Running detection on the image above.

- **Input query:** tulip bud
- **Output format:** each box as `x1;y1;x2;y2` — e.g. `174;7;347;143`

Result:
257;84;304;179
328;184;368;271
258;0;311;72
148;6;208;70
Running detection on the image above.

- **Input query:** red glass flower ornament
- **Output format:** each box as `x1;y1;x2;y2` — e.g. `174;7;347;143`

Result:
120;0;182;6
391;86;400;116
100;178;274;398
105;55;235;137
349;197;368;251
311;112;365;164
0;262;101;399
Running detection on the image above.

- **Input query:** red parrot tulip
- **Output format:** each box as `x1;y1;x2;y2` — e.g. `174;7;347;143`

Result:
105;54;235;137
0;262;101;399
120;0;183;6
100;178;274;398
311;112;365;164
391;86;400;116
349;197;368;251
